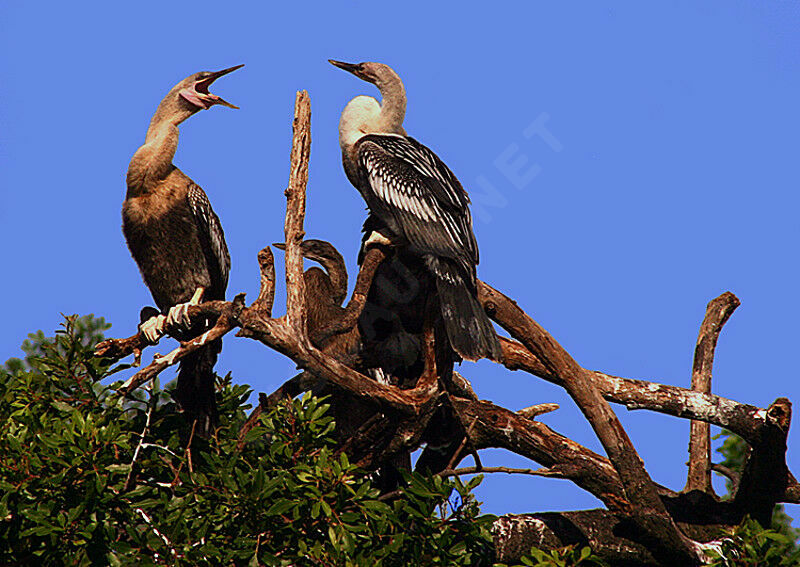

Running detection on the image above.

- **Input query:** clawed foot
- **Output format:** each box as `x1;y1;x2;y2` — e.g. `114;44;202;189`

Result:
165;287;205;332
139;314;166;344
365;231;393;248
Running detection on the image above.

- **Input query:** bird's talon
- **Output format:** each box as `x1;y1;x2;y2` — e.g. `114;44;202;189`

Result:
178;304;190;327
365;231;393;248
140;315;165;344
166;304;186;331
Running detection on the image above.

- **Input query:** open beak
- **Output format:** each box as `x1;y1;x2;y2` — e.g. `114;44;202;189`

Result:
185;64;244;110
329;59;365;79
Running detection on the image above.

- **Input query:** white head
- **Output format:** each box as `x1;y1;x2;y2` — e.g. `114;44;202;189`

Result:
330;60;407;149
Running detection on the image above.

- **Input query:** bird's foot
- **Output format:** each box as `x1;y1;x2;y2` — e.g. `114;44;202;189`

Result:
139;314;166;345
365;231;393;248
165;287;205;332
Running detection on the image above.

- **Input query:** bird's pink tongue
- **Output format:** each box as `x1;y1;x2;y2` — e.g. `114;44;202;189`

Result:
179;89;210;109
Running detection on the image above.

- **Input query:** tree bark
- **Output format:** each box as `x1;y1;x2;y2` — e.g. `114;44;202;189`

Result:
685;292;740;494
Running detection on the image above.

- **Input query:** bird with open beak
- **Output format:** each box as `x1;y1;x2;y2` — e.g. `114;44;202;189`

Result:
177;64;243;110
122;64;243;435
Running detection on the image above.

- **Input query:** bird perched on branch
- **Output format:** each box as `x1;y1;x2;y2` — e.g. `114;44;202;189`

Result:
273;239;357;357
274;240;372;427
122;65;242;432
331;60;501;385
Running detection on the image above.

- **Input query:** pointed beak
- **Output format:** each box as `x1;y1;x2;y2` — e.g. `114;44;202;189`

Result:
212;63;245;79
195;64;244;109
272;242;286;250
329;59;363;77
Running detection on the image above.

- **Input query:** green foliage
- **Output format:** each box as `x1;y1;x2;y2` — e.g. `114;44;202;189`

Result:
705;517;800;566
498;545;606;567
1;315;497;565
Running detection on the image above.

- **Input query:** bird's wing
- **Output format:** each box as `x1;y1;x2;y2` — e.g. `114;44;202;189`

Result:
357;134;479;265
188;183;230;294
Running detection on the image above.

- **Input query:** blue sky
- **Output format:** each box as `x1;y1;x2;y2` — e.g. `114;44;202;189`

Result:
2;2;799;521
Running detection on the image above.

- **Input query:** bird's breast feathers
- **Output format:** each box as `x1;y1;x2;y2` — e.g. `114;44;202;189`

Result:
123;170;192;224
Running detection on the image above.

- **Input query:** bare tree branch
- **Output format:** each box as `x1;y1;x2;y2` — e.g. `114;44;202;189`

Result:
440;466;556;478
284;90;311;338
517;403;559;419
94;332;147;361
686;291;740;494
711;463;740;493
119;297;244;396
479;280;701;563
496;312;766;445
449;396;627;509
124;383;156;491
97;91;797;564
252;247;276;316
733;397;792;526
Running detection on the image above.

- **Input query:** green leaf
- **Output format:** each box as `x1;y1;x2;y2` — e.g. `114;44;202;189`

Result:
51;401;75;413
266;499;294;517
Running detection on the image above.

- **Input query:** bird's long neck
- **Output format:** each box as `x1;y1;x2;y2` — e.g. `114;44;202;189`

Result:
126;101;192;196
377;74;407;134
315;253;348;305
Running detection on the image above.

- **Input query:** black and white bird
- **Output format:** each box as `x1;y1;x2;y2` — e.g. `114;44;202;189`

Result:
330;60;500;384
123;65;242;432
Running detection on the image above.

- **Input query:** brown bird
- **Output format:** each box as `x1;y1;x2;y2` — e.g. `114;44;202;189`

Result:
273;239;358;358
122;65;242;432
276;239;409;489
274;240;370;437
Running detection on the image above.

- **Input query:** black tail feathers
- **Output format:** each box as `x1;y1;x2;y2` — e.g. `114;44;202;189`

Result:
175;338;221;435
430;258;501;362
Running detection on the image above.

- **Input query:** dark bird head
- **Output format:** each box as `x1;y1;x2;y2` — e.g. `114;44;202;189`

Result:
273;240;348;304
152;64;244;127
273;239;345;268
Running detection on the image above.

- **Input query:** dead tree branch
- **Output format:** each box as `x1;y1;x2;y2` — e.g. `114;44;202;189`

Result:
517;403;559;419
686;291;740;494
733;397;792;527
98;91;796;565
118;298;244;396
283;90;311;338
494;302;766;445
252;247;276;316
441;466;555;478
478;281;701;563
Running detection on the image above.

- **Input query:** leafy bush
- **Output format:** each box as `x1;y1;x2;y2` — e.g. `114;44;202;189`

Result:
705;517;800;567
702;431;799;565
0;316;496;565
10;316;795;566
497;545;606;567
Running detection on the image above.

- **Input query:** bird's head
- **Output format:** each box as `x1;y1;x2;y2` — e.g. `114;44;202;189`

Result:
330;60;406;140
175;64;244;111
152;64;244;128
273;240;344;266
329;60;399;90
